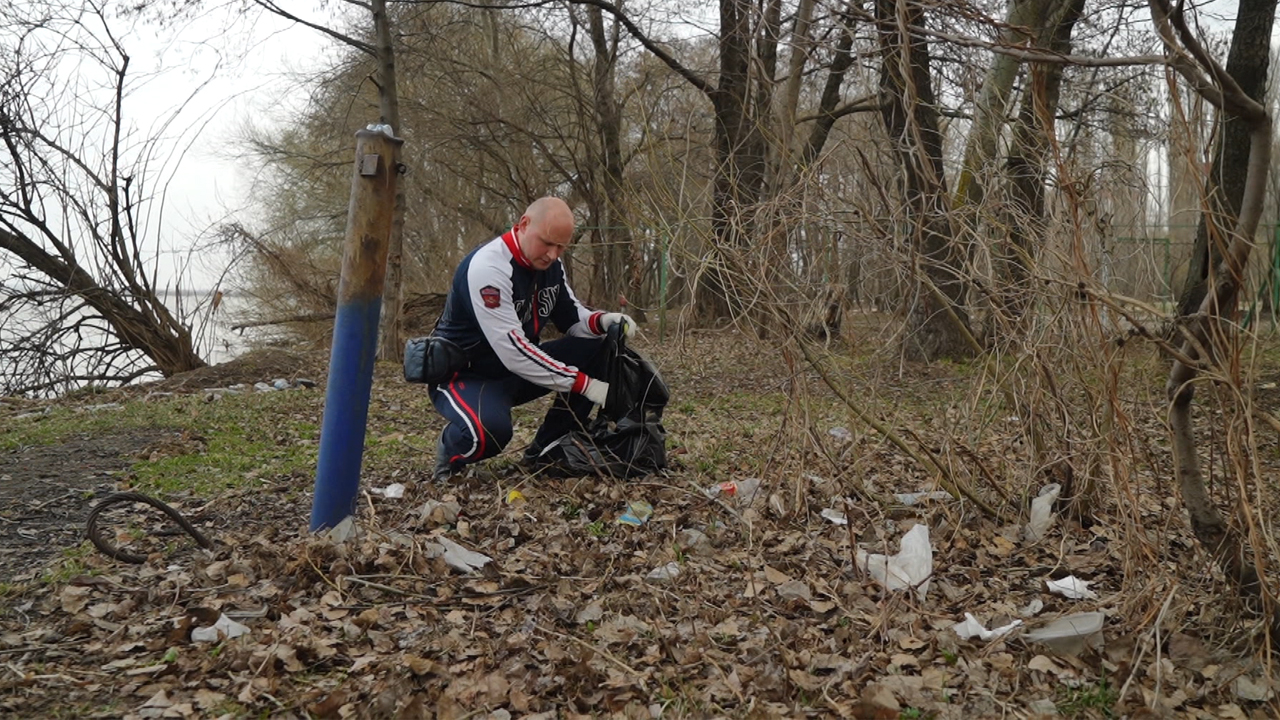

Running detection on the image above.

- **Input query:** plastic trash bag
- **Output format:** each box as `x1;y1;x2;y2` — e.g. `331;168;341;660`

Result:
953;613;1022;641
535;417;667;479
1024;611;1106;656
856;524;934;600
1024;483;1062;542
535;324;669;479
599;323;669;422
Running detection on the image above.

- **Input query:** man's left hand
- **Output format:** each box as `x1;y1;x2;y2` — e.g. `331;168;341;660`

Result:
600;312;636;337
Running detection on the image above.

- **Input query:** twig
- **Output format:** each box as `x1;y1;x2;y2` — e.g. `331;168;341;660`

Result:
536;624;650;692
229;312;334;331
0;642;82;656
26;490;79;512
339;576;435;601
797;339;1004;521
1251;407;1280;436
1118;584;1178;708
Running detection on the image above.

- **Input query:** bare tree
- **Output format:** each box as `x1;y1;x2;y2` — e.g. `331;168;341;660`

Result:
0;1;208;396
875;0;975;360
1154;0;1279;619
1173;0;1276;320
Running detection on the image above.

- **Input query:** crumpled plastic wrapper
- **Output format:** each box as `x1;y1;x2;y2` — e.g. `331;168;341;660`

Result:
855;524;933;600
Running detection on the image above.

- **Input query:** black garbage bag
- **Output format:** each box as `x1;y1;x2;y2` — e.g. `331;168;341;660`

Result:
535;416;667;478
535;324;669;478
599;324;669;424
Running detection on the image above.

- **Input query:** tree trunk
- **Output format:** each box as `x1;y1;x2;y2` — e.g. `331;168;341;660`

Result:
774;0;816;183
698;0;769;322
1151;0;1277;620
0;229;206;377
876;0;974;360
373;0;407;362
1174;0;1276;318
586;6;635;315
799;9;858;167
999;0;1085;323
954;0;1056;213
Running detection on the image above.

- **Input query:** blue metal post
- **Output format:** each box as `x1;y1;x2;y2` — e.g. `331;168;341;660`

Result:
310;126;403;532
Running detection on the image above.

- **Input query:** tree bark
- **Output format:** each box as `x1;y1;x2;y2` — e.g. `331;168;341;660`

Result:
585;5;636;315
698;0;770;321
876;0;974;361
774;0;816;180
954;0;1056;213
373;0;407;363
1174;0;1276;318
999;0;1085;323
799;9;860;168
1151;0;1277;616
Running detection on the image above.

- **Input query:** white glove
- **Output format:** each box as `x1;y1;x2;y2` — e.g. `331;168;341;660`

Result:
582;378;610;406
600;312;635;337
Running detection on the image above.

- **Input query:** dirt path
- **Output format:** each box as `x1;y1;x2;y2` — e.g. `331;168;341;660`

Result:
0;430;176;581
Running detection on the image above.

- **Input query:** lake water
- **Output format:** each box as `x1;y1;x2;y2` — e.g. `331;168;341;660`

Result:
1;291;282;395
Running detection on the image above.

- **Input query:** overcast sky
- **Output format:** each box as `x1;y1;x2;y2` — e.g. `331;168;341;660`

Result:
118;2;341;291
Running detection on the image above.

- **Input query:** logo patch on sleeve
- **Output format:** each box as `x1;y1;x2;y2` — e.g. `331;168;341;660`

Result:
479;285;501;309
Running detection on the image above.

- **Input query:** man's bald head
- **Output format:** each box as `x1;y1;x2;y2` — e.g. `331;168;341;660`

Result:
517;197;575;270
525;197;574;234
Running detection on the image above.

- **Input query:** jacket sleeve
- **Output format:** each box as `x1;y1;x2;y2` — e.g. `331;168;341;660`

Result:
554;273;606;338
467;256;596;395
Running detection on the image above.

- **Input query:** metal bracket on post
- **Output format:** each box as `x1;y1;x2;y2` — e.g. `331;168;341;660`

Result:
309;127;404;533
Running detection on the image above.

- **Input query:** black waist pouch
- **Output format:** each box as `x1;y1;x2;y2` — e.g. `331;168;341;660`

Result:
404;336;467;384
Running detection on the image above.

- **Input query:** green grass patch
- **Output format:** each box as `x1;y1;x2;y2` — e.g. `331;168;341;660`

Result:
41;542;95;584
4;391;325;496
1056;678;1117;718
130;393;322;495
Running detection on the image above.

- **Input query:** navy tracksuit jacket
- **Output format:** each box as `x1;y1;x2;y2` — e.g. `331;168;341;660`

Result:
430;227;610;467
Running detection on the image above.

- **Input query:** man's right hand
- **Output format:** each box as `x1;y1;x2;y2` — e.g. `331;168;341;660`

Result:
599;312;636;337
582;378;610;406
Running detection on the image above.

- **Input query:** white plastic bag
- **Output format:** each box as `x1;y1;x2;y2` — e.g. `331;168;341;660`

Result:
856;524;933;600
1024;483;1061;542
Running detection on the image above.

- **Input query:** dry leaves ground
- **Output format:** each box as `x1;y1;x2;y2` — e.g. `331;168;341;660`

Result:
2;318;1279;719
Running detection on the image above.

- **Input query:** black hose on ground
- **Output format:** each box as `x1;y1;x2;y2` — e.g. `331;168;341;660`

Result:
86;492;214;563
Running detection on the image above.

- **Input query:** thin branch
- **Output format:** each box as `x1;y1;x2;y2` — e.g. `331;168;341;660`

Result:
253;0;376;55
796;93;883;124
403;0;715;95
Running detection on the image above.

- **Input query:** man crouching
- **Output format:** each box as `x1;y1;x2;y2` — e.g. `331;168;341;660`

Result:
426;196;633;481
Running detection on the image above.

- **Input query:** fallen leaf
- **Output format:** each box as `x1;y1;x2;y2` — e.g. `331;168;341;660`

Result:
142;689;172;708
575;600;604;625
764;566;792;584
60;585;92;614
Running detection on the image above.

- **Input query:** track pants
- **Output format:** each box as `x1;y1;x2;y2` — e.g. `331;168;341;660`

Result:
429;336;607;468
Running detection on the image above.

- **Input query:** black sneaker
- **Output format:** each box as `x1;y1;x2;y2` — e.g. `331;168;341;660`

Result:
433;434;461;482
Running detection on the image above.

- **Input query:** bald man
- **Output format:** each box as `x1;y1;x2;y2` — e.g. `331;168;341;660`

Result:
427;197;635;481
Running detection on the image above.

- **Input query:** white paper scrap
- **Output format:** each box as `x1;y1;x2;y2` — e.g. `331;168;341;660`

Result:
952;612;1022;641
1045;576;1098;600
820;508;848;525
191;614;250;643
